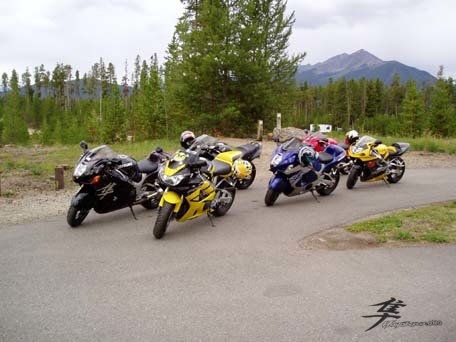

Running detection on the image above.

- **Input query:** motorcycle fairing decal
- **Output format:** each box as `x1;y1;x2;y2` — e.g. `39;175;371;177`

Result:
97;183;116;200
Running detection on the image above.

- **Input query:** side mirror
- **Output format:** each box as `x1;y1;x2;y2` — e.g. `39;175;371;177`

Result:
80;141;88;151
155;146;163;153
374;139;382;146
273;136;280;143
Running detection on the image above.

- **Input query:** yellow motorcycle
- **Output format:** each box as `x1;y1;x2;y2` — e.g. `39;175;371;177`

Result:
153;143;239;239
346;136;409;189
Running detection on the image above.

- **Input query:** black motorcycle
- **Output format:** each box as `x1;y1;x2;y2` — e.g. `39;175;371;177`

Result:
67;141;169;227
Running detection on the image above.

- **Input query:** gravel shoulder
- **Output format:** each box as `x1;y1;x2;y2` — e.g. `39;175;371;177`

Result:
2;138;456;227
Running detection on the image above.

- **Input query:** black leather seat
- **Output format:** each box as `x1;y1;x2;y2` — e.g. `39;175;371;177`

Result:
318;152;333;163
210;160;232;176
390;142;410;156
138;159;158;174
236;143;260;160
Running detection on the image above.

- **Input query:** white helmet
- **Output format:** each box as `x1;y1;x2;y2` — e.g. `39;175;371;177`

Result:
346;130;359;144
298;145;316;166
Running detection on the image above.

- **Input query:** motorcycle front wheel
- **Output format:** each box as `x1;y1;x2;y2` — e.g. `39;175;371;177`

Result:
264;189;280;206
153;202;175;239
67;205;90;227
346;167;360;189
235;163;256;190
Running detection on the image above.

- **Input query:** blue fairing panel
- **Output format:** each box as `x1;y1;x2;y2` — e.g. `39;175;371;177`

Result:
269;175;291;192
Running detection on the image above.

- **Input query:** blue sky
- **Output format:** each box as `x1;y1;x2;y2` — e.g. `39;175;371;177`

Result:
1;0;454;81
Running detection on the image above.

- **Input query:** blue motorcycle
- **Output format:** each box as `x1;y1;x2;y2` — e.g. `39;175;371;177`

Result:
265;137;346;206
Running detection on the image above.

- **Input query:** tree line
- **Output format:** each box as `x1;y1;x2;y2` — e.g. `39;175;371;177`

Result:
1;0;455;146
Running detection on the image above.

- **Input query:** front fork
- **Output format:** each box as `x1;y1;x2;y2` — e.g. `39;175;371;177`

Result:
71;185;95;210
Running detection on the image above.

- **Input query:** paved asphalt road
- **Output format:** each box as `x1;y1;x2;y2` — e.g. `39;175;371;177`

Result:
1;169;456;342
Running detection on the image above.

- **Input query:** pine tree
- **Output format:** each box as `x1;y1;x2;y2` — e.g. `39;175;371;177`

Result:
400;80;425;137
2;70;29;144
429;67;456;136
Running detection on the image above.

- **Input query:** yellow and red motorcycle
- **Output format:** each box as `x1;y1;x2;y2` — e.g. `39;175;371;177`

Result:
346;136;409;189
153;143;240;239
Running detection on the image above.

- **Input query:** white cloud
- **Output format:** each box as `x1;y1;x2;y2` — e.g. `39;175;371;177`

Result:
1;0;455;80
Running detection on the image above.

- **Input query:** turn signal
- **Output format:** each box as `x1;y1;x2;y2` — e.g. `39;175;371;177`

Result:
91;175;102;185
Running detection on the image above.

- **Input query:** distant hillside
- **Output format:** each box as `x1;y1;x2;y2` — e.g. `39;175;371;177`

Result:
296;49;436;85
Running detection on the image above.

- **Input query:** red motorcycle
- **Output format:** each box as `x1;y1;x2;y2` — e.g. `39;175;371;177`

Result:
302;132;352;174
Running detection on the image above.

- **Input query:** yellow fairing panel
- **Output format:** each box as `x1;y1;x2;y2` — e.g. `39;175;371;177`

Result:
164;160;185;176
160;191;183;213
176;181;215;222
216;151;241;164
375;144;390;159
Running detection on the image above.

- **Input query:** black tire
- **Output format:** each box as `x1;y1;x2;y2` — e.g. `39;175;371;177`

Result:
265;189;280;207
316;168;340;196
67;205;90;228
387;157;405;184
141;182;160;210
235;163;256;190
153;202;175;239
347;167;360;189
212;188;236;217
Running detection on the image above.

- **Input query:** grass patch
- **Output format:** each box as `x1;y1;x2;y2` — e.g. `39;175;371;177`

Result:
346;201;456;244
0;139;179;175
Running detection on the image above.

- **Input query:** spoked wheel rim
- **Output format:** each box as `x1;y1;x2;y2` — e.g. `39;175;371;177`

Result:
388;158;405;181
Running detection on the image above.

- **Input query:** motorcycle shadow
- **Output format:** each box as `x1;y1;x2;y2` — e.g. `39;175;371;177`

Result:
71;207;157;231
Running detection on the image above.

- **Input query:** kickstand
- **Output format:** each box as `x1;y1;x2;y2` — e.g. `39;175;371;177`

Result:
129;205;138;220
207;212;216;227
310;190;320;203
382;177;390;187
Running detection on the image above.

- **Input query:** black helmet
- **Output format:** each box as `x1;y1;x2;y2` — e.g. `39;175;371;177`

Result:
180;130;195;149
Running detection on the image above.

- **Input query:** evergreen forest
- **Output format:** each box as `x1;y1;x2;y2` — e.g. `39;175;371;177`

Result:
1;0;455;145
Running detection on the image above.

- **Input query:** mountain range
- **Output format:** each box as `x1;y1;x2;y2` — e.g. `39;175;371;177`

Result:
296;49;436;86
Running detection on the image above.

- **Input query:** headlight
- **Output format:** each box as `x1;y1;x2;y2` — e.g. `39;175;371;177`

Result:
270;154;282;167
351;146;363;154
74;163;87;177
159;167;185;186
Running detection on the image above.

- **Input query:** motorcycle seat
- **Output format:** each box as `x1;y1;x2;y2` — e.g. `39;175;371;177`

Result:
138;159;158;174
390;142;410;156
236;143;260;160
318;152;333;163
210;160;232;176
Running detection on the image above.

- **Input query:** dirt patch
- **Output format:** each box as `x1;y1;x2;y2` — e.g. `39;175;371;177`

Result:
299;228;378;250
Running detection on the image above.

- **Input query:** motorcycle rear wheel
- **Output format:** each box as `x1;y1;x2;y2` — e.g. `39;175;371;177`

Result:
212;188;236;217
140;182;160;209
264;189;280;206
153;202;175;239
317;168;340;196
235;163;256;190
346;168;360;189
67;205;90;227
387;157;405;183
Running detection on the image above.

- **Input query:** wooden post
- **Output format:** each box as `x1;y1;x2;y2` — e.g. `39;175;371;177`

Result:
55;166;65;190
257;120;263;141
276;113;282;130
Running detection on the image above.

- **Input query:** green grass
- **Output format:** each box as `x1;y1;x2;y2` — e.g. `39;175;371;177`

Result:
0;139;179;177
346;202;456;244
